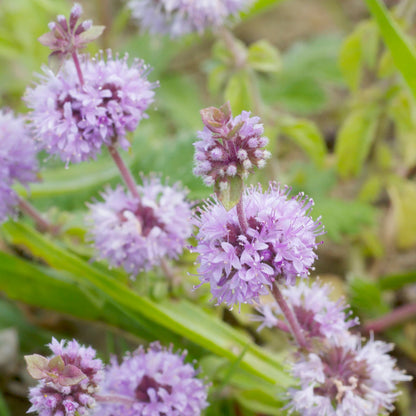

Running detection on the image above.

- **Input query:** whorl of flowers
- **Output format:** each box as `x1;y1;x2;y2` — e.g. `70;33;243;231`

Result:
194;102;270;188
25;51;156;164
37;3;105;63
0;110;38;222
94;342;209;416
128;0;253;38
288;334;412;416
191;182;324;307
254;280;359;338
26;338;104;416
86;177;192;276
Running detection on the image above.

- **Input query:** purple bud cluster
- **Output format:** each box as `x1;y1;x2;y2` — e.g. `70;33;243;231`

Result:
86;177;192;276
25;51;156;164
38;3;104;61
0;110;38;222
128;0;253;38
191;183;323;307
194;103;270;188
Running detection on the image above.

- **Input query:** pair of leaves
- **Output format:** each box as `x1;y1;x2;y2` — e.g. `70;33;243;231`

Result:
25;354;86;386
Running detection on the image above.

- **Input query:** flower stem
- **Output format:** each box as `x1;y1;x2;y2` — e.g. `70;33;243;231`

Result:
71;51;84;86
271;282;307;348
107;145;140;199
219;28;246;69
236;198;248;234
364;303;416;333
96;393;136;406
17;196;59;235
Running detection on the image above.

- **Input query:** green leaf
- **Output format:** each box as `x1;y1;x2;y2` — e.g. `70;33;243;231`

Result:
216;175;243;211
0;390;11;416
280;117;327;167
335;105;380;178
379;270;416;291
247;40;281;73
225;71;254;114
242;0;287;19
339;29;363;91
237;389;283;415
348;276;390;319
365;0;416;100
1;222;292;387
314;197;376;242
0;251;178;344
388;179;416;249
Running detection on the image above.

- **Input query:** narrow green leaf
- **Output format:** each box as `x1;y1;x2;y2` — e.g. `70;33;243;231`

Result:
280;117;327;167
1;222;292;387
388;180;416;249
0;390;11;416
365;0;416;100
339;29;363;91
379;270;416;291
247;40;281;73
0;251;178;344
335;105;380;178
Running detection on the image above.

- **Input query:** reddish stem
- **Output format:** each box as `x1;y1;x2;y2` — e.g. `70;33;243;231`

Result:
271;282;307;348
275;320;290;333
364;303;416;333
71;51;84;86
17;197;58;235
107;145;140;199
95;393;135;406
236;199;248;234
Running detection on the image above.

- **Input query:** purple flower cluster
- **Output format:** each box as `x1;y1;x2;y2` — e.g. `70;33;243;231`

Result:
255;280;358;338
25;51;156;164
27;338;104;416
0;110;38;222
288;334;411;416
191;183;323;307
194;104;270;188
86;177;192;276
128;0;252;38
94;343;208;416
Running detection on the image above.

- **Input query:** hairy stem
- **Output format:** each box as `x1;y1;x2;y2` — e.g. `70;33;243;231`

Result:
108;145;140;199
219;28;246;69
71;52;84;86
17;197;58;235
95;393;136;406
236;198;249;234
364;303;416;333
271;282;307;348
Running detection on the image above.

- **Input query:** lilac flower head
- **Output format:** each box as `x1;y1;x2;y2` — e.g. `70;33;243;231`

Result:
25;51;156;164
26;338;104;416
254;280;358;339
128;0;253;38
38;3;104;64
0;110;38;222
94;342;208;416
288;334;412;416
86;177;192;276
194;102;270;188
191;182;324;307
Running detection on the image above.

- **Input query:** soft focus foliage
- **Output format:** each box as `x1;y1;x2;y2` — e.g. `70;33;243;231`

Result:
0;0;415;415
